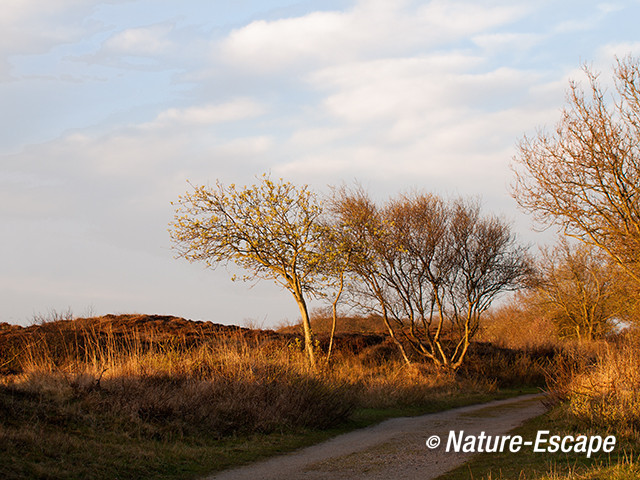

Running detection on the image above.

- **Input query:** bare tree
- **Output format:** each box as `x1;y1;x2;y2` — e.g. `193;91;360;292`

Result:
384;195;532;369
374;193;453;366
332;188;532;369
533;239;632;341
328;186;412;365
512;56;640;285
169;175;323;367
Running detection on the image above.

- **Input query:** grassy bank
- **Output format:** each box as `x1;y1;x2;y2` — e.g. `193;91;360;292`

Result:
437;406;639;480
439;336;640;480
0;314;550;479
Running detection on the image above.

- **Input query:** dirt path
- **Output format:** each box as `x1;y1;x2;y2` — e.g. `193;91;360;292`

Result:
204;394;547;480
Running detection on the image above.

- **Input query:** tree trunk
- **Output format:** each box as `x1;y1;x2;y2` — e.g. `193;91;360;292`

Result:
381;310;411;366
295;294;317;369
326;272;344;364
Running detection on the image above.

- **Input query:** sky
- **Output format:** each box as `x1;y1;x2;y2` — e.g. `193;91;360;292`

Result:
2;0;640;327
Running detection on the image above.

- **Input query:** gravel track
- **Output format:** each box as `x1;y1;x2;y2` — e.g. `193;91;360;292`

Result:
204;393;547;480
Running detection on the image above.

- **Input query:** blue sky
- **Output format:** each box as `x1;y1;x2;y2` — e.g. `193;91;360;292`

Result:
2;0;640;326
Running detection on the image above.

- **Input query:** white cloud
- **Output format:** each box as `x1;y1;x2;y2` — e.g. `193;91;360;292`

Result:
217;0;530;74
307;56;544;134
103;23;174;56
3;98;273;192
220;11;352;72
288;126;353;149
472;33;544;53
215;136;275;158
278;104;556;186
5;0;638;326
275;50;565;197
415;1;530;37
597;42;640;60
307;55;475;123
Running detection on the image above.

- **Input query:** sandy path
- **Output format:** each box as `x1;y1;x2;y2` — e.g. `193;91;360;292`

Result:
204;393;547;480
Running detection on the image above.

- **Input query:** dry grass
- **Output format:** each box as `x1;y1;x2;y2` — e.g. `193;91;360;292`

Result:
0;313;556;479
538;457;640;480
0;318;356;438
0;314;495;440
560;337;640;439
459;342;555;388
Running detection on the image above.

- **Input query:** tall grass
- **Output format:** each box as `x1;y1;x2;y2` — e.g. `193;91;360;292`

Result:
2;320;355;438
0;315;565;479
538;457;640;480
560;337;640;438
0;315;500;442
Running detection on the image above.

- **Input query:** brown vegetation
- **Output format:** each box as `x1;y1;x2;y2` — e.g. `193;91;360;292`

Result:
550;334;640;440
508;57;640;472
533;240;636;341
1;310;630;479
0;313;549;423
0;314;488;441
479;296;558;350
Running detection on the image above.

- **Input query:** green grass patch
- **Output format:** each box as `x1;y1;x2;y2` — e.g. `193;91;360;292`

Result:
351;387;539;427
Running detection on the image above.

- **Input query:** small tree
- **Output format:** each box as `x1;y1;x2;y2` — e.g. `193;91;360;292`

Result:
380;195;532;369
331;188;532;369
316;217;355;363
170;175;323;367
533;239;631;341
512;56;640;285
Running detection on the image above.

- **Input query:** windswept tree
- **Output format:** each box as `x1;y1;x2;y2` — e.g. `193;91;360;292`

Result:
170;175;323;367
512;56;640;285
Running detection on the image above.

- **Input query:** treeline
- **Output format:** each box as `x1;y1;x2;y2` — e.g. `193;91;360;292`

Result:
489;240;639;346
171;179;532;369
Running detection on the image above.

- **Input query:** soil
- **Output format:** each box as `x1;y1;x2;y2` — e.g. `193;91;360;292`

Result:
204;394;547;480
